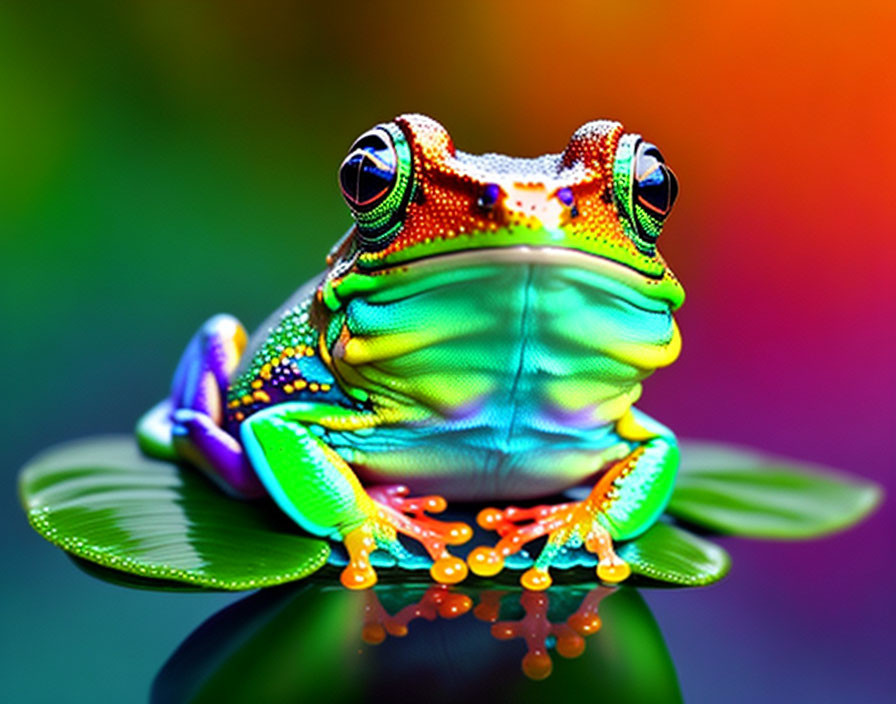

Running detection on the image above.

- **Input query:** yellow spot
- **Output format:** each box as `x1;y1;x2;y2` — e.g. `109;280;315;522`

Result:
295;380;307;390
234;411;245;421
283;384;294;394
228;400;240;409
446;522;473;545
467;546;504;577
260;363;272;380
253;390;270;403
305;347;314;356
597;559;631;583
609;320;682;369
241;395;253;405
342;330;448;365
250;380;263;390
283;346;295;357
271;357;280;367
430;555;468;584
309;383;320;392
616;409;658;441
521;567;553;591
321;383;331;392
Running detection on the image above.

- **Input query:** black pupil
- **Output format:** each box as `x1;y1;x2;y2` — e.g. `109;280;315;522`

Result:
339;135;397;212
634;143;678;217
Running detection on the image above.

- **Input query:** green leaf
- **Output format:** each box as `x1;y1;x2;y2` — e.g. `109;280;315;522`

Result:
68;555;211;592
620;522;731;586
19;435;330;590
668;441;883;539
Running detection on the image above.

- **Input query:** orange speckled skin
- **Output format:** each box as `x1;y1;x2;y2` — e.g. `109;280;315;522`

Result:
352;114;679;300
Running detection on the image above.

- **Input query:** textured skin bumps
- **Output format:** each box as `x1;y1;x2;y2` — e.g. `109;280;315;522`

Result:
138;114;685;589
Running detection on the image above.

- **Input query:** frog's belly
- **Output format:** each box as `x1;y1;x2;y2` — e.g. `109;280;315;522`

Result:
330;423;635;500
328;255;675;500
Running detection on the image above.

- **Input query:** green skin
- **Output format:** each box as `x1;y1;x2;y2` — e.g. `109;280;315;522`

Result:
138;113;685;588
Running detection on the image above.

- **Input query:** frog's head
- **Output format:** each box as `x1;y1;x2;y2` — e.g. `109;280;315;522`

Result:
329;114;683;309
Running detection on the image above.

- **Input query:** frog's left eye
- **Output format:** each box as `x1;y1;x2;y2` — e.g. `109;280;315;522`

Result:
339;124;414;250
613;136;679;254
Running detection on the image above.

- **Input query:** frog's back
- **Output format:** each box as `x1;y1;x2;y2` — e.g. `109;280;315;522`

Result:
224;280;353;429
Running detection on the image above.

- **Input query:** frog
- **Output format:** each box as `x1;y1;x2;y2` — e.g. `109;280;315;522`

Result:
136;113;684;592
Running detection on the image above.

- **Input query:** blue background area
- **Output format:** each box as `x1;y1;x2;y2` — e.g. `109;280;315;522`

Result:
2;2;893;702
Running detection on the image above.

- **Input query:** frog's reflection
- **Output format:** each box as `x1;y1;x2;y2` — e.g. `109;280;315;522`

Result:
152;576;682;704
361;585;610;681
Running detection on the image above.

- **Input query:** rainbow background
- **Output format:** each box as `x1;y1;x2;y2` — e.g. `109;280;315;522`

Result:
2;2;894;701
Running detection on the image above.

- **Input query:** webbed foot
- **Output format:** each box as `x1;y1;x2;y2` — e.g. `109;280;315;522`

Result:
469;442;678;590
341;485;473;589
467;500;630;591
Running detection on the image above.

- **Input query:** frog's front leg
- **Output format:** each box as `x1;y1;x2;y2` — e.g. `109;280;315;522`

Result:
468;409;679;591
240;402;473;589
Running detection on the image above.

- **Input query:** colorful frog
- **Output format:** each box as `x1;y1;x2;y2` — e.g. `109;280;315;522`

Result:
136;114;684;591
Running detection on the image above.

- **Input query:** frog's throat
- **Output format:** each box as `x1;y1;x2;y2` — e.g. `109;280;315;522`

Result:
328;245;684;312
358;219;678;292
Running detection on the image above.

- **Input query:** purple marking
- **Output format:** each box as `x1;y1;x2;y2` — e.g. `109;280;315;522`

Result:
479;183;501;209
172;408;265;497
545;402;601;429
556;187;575;207
442;397;488;421
170;314;241;411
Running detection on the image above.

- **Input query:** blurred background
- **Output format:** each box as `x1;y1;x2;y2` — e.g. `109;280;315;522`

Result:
2;1;894;702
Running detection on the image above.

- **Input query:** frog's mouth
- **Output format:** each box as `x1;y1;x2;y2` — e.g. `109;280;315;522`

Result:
342;245;684;311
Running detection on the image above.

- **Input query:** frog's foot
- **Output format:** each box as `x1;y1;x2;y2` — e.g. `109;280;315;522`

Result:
340;485;473;590
468;501;629;590
360;585;472;644
469;440;679;590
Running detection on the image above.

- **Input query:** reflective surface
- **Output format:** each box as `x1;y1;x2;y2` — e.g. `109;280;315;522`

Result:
6;521;894;702
152;583;681;702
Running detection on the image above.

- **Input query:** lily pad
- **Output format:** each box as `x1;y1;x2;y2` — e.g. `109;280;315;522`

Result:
68;555;211;592
669;441;883;539
619;522;731;586
19;436;330;590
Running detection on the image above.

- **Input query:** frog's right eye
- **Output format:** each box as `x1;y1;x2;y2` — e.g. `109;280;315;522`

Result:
612;134;678;255
339;124;414;250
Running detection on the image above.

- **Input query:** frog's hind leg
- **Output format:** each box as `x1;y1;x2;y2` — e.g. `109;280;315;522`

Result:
136;314;265;497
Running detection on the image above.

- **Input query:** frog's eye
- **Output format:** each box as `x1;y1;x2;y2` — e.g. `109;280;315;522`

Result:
613;136;678;254
635;144;678;217
340;132;396;211
338;124;414;250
